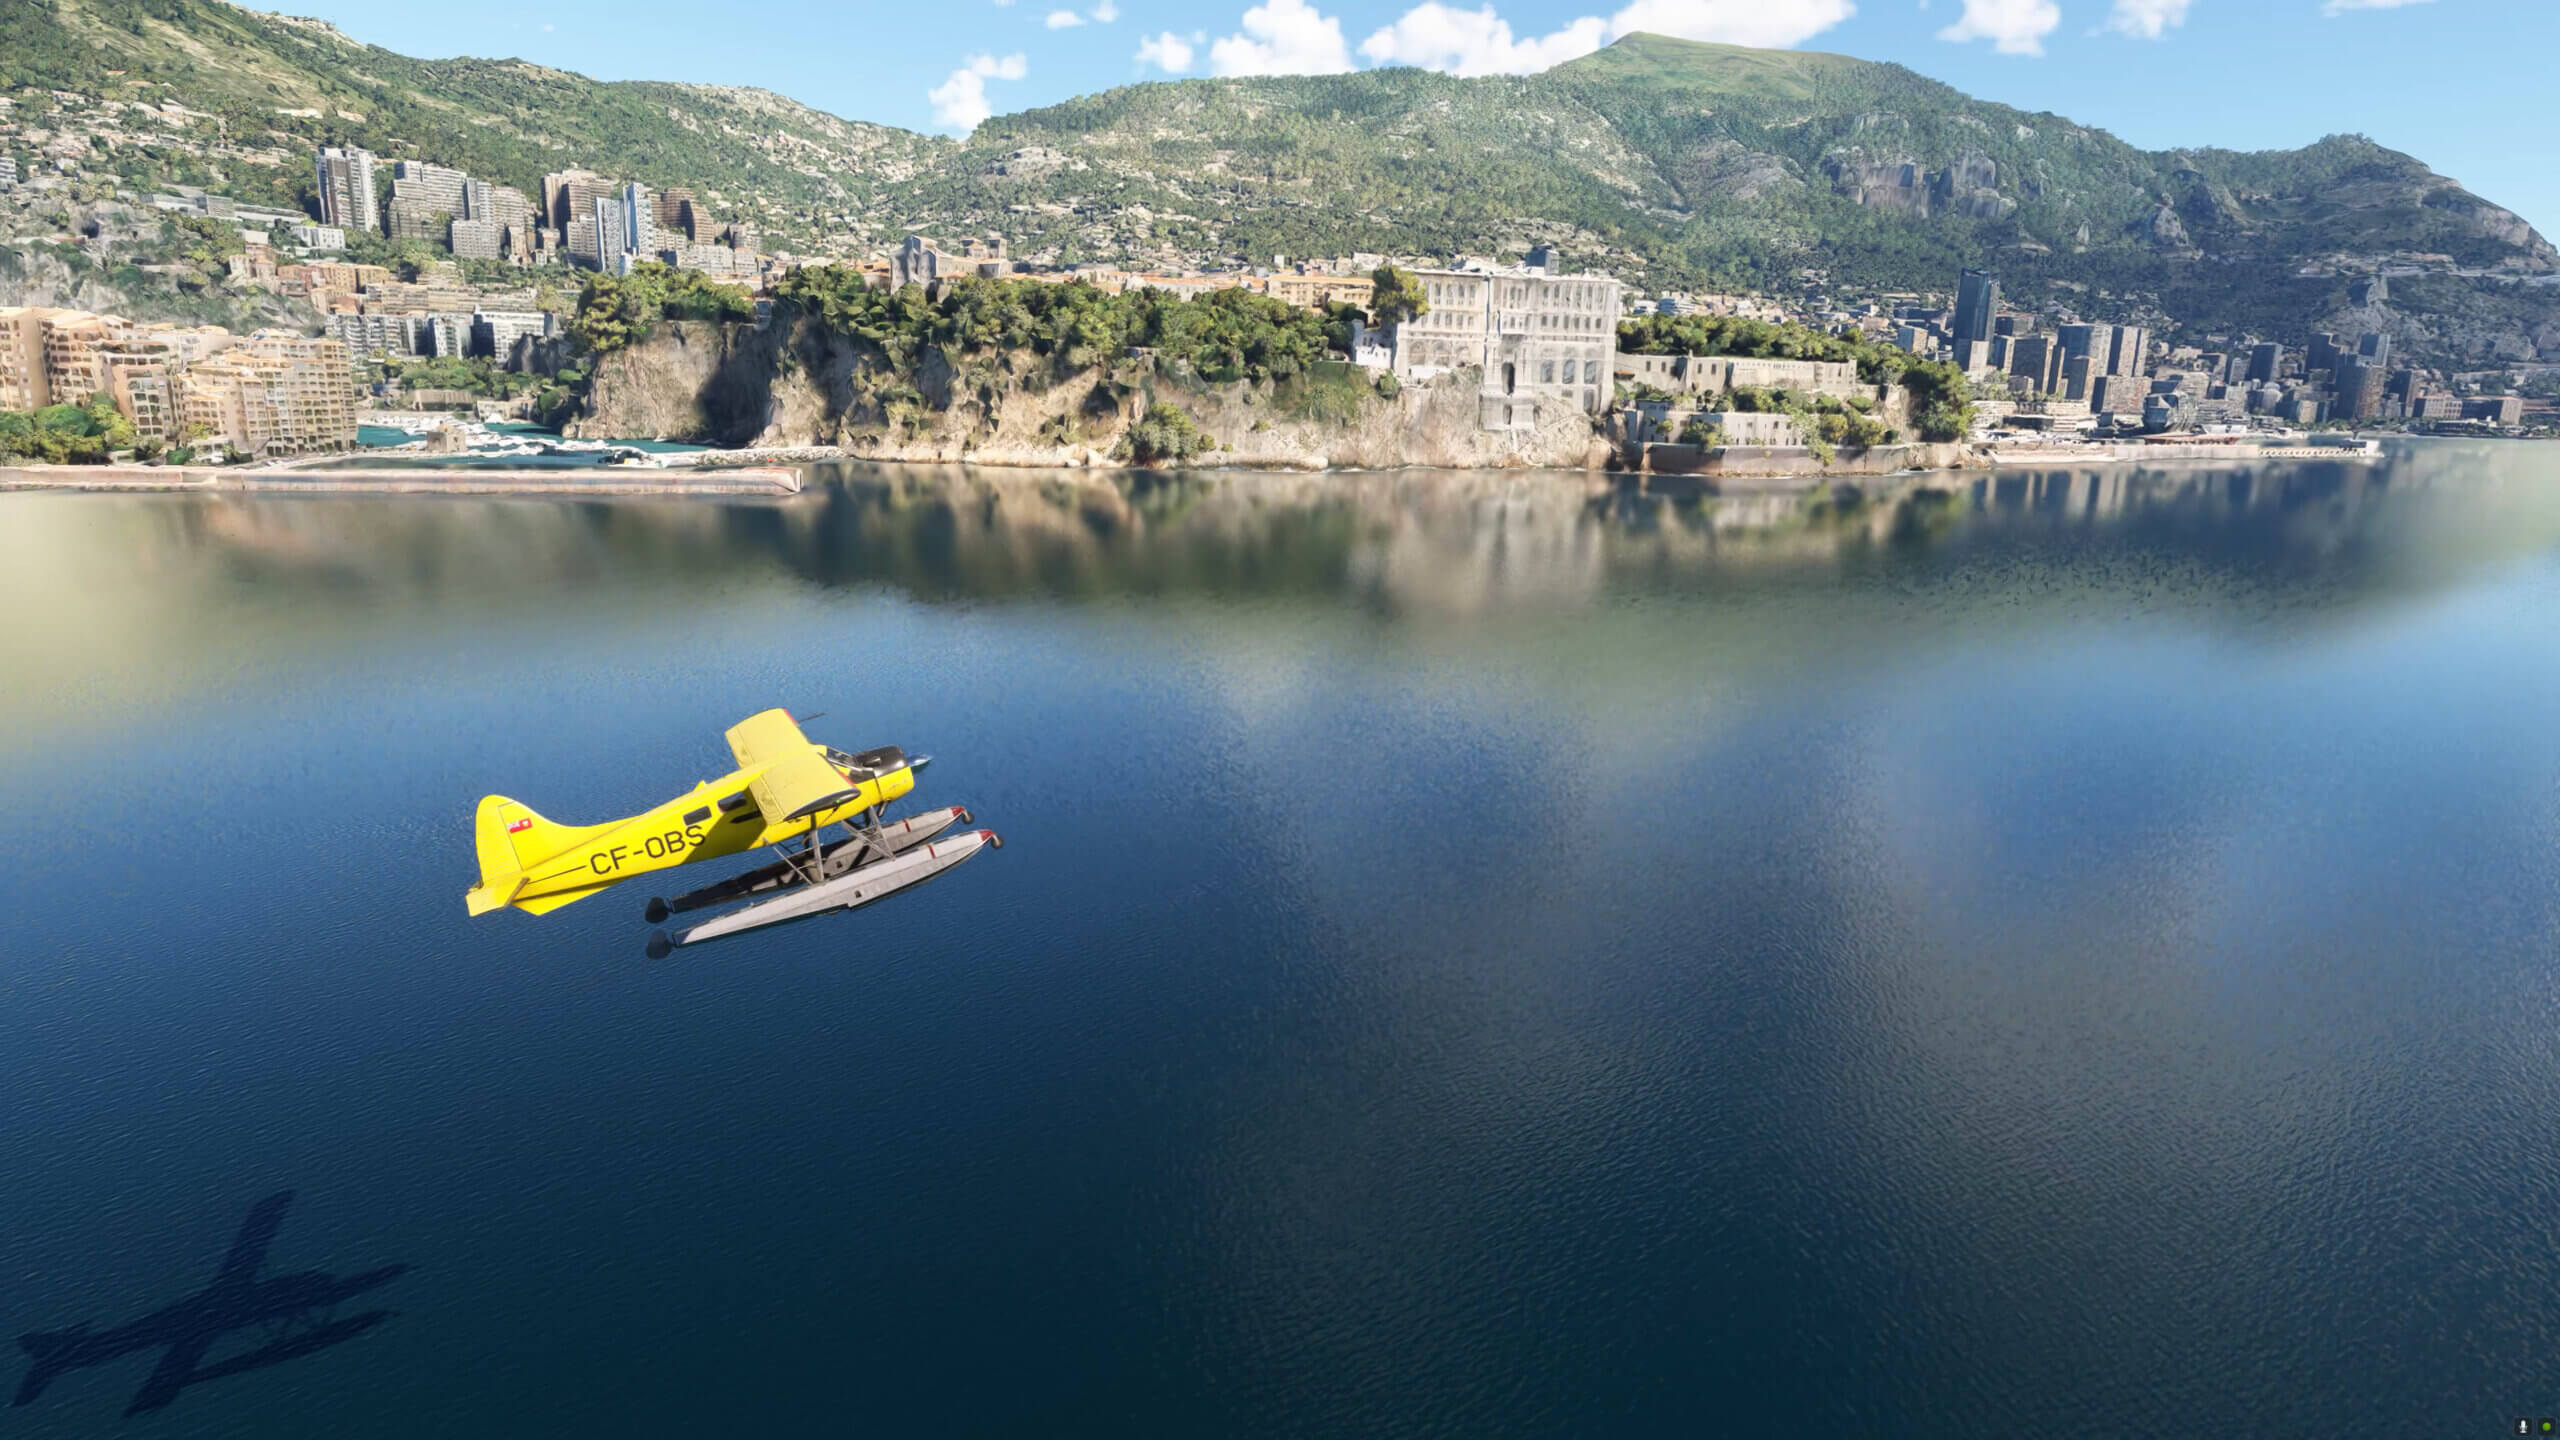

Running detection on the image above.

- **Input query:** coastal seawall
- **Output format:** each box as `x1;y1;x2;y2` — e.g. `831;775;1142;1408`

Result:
0;465;802;495
1633;441;1984;481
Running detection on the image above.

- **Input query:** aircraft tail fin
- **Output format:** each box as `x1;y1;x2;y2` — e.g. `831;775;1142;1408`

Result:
465;796;609;916
15;1325;87;1406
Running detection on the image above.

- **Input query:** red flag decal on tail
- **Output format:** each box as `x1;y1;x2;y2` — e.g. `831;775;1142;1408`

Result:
507;817;533;833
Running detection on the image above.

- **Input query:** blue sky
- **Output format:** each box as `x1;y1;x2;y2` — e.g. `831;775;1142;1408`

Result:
288;0;2560;236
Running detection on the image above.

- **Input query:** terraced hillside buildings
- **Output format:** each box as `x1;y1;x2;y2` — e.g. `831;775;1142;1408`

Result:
0;306;355;455
301;147;764;280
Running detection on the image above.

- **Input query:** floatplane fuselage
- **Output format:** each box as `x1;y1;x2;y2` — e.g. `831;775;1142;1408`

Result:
466;709;1000;948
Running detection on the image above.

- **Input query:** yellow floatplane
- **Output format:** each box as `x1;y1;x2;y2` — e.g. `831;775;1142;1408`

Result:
465;708;1000;952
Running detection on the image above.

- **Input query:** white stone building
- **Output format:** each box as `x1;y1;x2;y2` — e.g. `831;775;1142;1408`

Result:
1384;261;1621;430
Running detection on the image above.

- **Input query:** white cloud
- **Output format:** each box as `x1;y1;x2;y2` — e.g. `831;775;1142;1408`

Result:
1361;4;1609;75
1603;0;1856;48
2322;0;2432;11
927;52;1029;134
1046;8;1085;24
1364;0;1858;76
1091;0;1119;18
2104;0;2192;36
1935;0;2059;53
1210;0;1356;76
1135;30;1196;70
1205;0;1855;83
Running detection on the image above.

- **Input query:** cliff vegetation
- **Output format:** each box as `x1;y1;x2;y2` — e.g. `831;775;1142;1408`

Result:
562;272;1603;469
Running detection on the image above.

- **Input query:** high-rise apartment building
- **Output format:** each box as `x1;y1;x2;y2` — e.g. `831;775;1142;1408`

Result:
387;160;472;245
2090;373;2148;416
543;170;612;233
449;219;502;261
2335;355;2386;422
472;310;555;363
618;183;655;261
0;306;77;409
180;332;357;456
328;312;432;358
2007;334;2060;395
484;185;535;259
592;196;625;265
1953;269;1998;345
98;328;181;444
2106;326;2151;378
2306;332;2342;378
652;187;700;243
38;311;111;405
2061;353;2097;402
391;160;468;215
2056;323;2114;398
315;147;380;233
2246;342;2282;385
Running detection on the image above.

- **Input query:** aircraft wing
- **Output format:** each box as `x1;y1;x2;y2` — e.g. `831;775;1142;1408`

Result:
123;1334;214;1415
213;1192;294;1287
185;1312;393;1386
725;710;860;824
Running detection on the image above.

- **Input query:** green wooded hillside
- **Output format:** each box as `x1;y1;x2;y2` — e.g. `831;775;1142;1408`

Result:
6;4;2555;363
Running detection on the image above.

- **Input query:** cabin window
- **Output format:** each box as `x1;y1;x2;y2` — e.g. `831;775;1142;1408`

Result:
683;806;712;826
716;792;752;812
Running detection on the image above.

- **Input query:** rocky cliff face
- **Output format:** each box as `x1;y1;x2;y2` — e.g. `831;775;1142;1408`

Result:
569;320;1615;471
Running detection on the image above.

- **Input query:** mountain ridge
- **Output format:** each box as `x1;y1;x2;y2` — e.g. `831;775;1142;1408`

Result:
4;6;2554;363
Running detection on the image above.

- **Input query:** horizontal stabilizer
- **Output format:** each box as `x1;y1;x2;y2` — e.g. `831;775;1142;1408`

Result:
465;795;612;915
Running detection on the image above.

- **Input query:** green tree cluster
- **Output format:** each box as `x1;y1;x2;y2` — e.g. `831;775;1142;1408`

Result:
1368;265;1428;326
772;270;1338;387
569;261;756;354
1122;402;1214;465
381;354;535;399
1674;415;1722;448
0;395;141;464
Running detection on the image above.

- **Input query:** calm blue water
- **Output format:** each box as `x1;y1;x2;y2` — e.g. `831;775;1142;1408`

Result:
2;447;2558;1437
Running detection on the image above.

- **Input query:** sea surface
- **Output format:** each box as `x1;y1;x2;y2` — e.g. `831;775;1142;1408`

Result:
2;443;2558;1437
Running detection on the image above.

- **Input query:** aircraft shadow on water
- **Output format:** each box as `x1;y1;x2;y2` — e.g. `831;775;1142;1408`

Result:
12;1191;408;1418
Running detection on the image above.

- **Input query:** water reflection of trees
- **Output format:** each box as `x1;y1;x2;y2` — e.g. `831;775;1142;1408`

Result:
10;441;2559;625
6;442;2554;746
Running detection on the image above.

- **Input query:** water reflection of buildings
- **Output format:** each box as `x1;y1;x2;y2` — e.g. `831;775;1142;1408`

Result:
6;446;2556;735
1973;439;2539;525
1975;464;2372;522
2;444;2554;760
